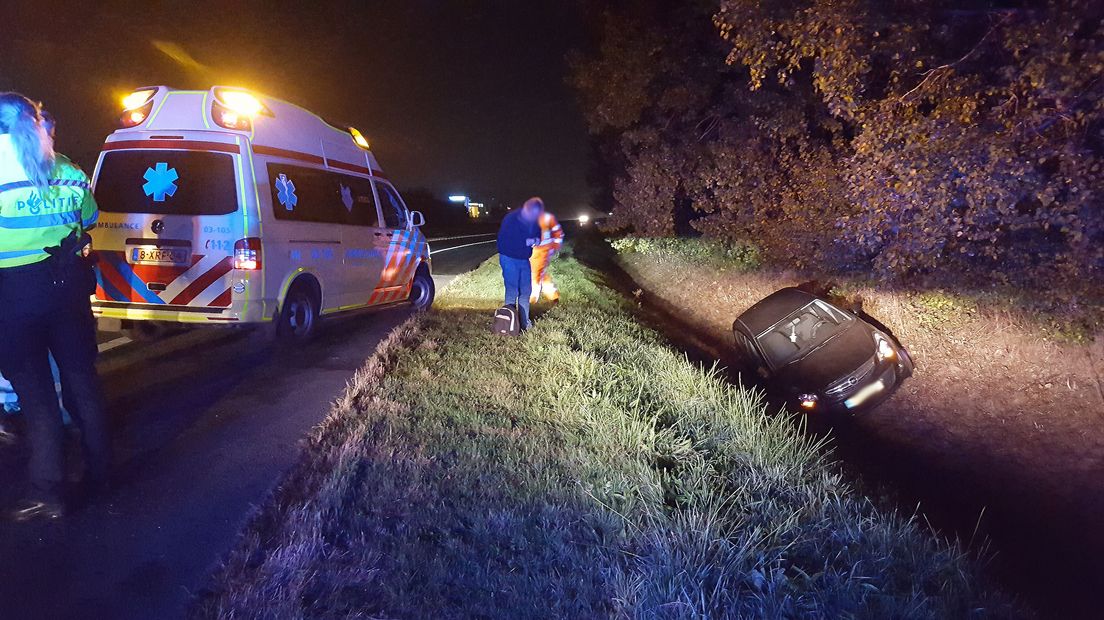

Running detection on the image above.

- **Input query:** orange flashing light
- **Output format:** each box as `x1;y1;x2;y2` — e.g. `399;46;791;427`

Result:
211;88;272;130
350;127;370;149
216;90;266;117
121;89;156;110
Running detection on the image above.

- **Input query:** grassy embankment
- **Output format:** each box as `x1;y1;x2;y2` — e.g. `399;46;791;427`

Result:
197;249;1016;619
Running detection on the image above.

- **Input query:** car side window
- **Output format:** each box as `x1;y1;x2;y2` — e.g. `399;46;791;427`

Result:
341;175;380;227
268;163;348;225
377;183;408;229
737;334;761;365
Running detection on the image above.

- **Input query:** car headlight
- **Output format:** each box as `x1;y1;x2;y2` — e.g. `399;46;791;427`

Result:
874;333;896;362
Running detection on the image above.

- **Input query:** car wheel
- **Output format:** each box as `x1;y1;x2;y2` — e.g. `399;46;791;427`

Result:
278;282;320;342
409;265;435;312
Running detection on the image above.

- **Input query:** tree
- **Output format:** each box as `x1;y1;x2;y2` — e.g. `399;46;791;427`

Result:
570;0;1103;292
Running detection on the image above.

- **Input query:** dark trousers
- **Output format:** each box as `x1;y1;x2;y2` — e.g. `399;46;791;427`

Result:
500;255;533;329
0;259;109;498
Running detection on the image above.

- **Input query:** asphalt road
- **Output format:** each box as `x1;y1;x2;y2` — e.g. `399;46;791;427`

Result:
0;233;498;620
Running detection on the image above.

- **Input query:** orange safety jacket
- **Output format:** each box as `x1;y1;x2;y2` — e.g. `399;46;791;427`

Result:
533;212;563;258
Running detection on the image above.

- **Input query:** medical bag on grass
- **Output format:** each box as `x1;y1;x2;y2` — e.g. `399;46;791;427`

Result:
492;305;520;336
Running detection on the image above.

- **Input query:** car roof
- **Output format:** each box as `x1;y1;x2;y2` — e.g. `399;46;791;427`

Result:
734;287;819;335
107;86;384;178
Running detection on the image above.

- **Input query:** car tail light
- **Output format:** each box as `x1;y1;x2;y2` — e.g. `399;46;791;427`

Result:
233;238;262;270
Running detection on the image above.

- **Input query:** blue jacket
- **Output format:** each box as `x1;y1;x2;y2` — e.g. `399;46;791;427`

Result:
497;210;541;260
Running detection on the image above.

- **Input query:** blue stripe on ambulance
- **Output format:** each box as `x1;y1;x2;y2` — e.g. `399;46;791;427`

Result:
99;252;164;304
94;264;129;303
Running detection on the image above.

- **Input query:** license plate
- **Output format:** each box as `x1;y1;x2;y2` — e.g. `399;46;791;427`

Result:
131;247;190;265
844;379;885;409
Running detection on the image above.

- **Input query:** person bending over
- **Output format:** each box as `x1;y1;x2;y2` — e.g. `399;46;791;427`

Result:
529;209;564;303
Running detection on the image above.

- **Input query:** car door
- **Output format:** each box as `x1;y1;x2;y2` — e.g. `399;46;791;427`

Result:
370;182;414;303
264;162;347;311
340;174;387;309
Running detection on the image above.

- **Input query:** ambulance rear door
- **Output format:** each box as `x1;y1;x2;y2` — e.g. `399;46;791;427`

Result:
91;142;244;310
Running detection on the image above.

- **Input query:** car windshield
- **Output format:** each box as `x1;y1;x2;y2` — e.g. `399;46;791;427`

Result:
755;299;854;368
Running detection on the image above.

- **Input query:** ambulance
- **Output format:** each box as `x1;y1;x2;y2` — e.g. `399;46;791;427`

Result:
89;86;434;341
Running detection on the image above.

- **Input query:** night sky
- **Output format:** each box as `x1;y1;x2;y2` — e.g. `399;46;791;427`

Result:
0;0;594;213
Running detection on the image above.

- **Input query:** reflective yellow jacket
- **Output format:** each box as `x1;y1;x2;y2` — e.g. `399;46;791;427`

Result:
0;135;98;269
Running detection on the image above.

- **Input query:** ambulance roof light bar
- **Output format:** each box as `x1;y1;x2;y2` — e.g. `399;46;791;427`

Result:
211;87;272;131
118;87;160;128
121;88;158;111
213;88;272;117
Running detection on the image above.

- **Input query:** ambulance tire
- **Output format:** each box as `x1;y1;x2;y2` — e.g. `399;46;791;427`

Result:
277;281;320;342
409;265;435;312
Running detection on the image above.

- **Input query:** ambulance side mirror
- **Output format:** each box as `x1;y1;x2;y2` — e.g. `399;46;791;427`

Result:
409;210;426;228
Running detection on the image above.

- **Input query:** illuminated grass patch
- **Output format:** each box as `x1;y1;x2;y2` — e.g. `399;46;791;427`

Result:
197;255;1017;619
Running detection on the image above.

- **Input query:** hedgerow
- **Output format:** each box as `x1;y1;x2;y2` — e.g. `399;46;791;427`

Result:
570;0;1103;297
611;236;761;270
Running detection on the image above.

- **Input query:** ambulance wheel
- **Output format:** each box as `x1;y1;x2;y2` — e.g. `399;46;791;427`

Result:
278;282;320;342
409;265;435;312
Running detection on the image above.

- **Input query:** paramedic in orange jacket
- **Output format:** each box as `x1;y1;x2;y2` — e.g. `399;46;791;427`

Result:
529;210;564;302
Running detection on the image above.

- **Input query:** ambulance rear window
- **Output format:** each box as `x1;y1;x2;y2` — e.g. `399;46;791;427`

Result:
95;150;238;216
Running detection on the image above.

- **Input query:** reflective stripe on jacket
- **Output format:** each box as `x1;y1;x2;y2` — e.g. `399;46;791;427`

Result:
0;137;97;269
536;212;563;251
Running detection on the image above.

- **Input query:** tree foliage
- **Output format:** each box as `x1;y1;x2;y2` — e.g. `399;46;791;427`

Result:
570;0;1103;292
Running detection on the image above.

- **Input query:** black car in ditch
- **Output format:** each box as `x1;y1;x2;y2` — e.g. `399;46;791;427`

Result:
732;287;914;414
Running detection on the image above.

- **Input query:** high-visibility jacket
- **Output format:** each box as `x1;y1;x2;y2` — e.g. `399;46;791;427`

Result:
530;212;563;302
533;212;563;256
0;135;98;269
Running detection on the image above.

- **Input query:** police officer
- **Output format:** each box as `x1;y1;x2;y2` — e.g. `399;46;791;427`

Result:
0;93;110;522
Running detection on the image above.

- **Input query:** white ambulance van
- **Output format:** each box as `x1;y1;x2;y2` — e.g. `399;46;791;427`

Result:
90;86;433;340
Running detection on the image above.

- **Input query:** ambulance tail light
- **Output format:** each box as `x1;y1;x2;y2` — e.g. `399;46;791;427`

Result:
233;238;263;271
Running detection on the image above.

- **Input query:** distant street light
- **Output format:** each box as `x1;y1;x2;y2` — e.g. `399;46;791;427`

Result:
578;214;591;225
448;195;469;203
